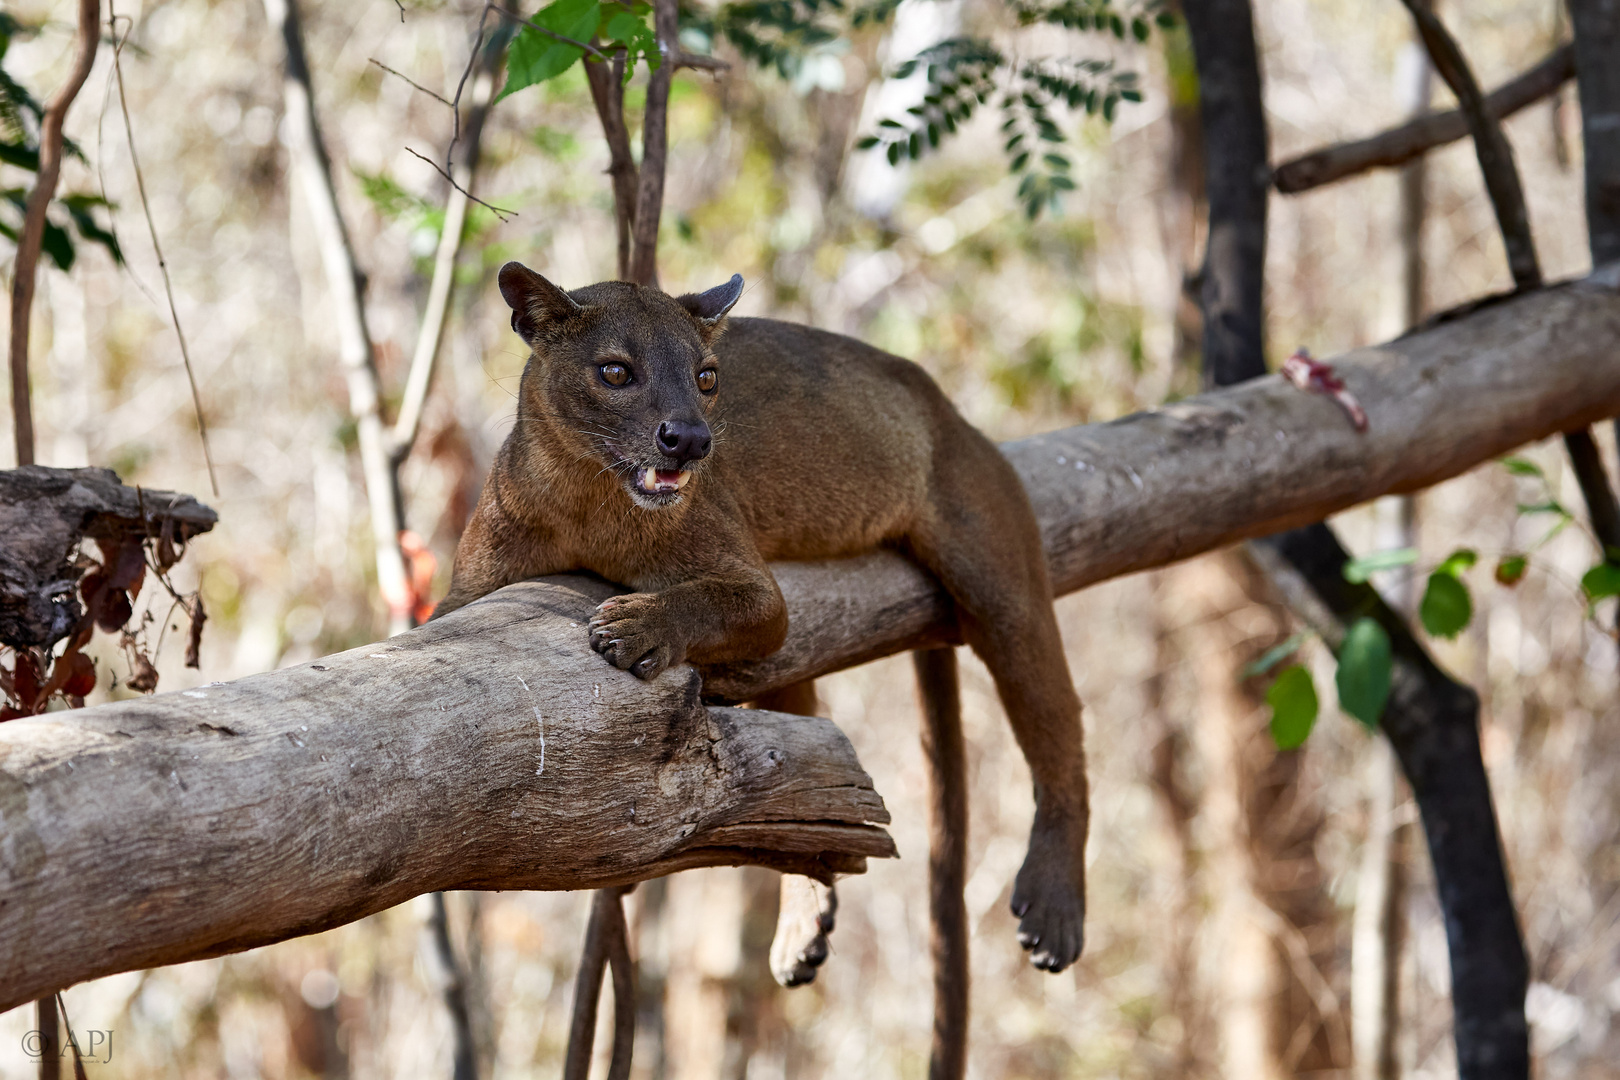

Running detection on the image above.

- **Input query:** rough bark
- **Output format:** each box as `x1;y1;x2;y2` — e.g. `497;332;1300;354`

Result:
698;270;1620;703
7;0;100;469
1273;44;1574;194
0;575;894;1012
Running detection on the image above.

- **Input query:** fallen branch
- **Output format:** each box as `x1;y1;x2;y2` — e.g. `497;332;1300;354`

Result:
1273;44;1574;194
0;575;894;1012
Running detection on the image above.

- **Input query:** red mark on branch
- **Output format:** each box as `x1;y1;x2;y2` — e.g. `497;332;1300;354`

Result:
1282;347;1368;432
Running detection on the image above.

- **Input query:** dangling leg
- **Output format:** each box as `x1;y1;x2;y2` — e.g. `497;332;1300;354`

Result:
908;438;1088;973
750;680;842;988
916;646;969;1080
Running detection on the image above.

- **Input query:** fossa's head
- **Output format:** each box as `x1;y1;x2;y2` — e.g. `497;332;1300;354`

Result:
498;262;743;510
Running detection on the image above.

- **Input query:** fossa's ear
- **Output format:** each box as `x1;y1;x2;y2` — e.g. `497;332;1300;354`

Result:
499;261;584;343
677;274;744;339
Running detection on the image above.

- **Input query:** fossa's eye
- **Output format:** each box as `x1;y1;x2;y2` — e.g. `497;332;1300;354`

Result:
600;362;631;387
696;369;718;393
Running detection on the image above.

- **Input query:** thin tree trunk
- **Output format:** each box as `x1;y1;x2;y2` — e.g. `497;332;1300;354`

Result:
583;52;638;281
7;0;99;468
1565;0;1620;499
264;0;411;635
1180;1;1530;1075
627;0;677;286
388;27;507;474
1567;0;1620;264
1179;0;1266;390
35;997;60;1080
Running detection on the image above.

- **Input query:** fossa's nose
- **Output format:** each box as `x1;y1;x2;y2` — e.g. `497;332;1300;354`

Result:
656;419;711;465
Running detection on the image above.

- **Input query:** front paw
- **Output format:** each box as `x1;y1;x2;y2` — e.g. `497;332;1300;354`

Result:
587;594;682;680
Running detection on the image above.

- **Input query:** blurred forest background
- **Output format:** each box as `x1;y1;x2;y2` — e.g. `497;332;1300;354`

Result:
1;0;1616;1076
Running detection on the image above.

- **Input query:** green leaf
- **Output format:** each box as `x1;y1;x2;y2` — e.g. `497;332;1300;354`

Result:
1501;456;1544;479
1582;561;1620;604
40;217;73;271
1267;665;1319;750
1131;17;1149;41
1241;630;1309;680
1517;500;1570;518
1341;547;1418;584
855;135;880;150
1495;554;1528;586
496;0;600;102
1336;617;1391;730
1434;548;1478;577
1419;572;1472;638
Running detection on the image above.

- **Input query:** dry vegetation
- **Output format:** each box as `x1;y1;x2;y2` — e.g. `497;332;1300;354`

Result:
1;0;1616;1076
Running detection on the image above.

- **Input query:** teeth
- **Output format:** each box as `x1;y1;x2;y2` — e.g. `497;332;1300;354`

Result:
675;471;691;489
642;467;657;492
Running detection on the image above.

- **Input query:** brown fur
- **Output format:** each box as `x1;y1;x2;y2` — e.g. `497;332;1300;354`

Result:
439;265;1091;1016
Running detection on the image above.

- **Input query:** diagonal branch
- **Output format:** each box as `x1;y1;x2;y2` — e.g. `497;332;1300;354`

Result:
8;0;100;468
1273;44;1574;195
1397;0;1541;290
1394;5;1620;583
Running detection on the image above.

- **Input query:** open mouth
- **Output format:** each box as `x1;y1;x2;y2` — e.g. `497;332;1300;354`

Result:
632;467;692;500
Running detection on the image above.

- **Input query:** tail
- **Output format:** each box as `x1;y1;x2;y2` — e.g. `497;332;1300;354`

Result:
915;646;968;1080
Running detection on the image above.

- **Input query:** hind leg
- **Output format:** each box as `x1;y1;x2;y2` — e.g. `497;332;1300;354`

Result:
908;444;1088;973
751;680;840;988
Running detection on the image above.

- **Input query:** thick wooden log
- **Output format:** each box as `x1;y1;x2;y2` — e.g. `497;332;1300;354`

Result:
0;575;893;1012
699;271;1620;701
